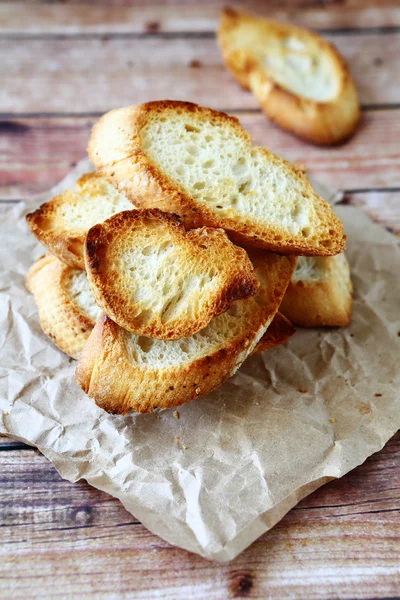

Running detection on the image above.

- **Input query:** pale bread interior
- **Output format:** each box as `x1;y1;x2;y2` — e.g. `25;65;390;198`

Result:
64;269;102;324
262;36;339;102
292;253;348;282
48;176;132;234
141;112;317;239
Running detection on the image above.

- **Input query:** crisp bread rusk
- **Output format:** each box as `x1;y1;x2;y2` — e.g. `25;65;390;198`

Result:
26;255;101;358
252;312;295;354
218;8;360;146
88;100;345;256
280;253;352;327
26;173;132;269
75;251;296;414
85;208;259;340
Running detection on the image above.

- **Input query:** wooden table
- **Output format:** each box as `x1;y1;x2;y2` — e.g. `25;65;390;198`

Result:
1;1;399;598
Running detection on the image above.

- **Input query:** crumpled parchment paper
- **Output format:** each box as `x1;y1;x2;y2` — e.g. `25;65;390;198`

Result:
1;159;399;561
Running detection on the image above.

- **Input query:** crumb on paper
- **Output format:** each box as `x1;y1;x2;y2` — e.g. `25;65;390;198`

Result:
3;411;9;416
189;59;202;68
374;393;382;397
357;402;371;415
298;388;308;393
173;411;179;420
181;445;188;451
175;435;180;440
255;401;260;406
330;418;336;424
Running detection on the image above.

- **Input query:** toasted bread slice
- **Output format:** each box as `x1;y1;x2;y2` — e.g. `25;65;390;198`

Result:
26;172;132;269
218;8;360;145
85;209;259;340
280;253;352;327
76;251;296;414
88;101;344;256
26;255;101;358
252;312;295;354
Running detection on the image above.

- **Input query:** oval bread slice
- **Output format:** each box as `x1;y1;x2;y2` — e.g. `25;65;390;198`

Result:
85;208;259;340
26;255;101;358
280;253;352;327
218;8;360;145
88;100;345;256
75;251;296;414
26;173;133;269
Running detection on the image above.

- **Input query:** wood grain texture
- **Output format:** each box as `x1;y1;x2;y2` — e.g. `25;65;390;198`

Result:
0;433;399;599
0;33;398;114
1;4;400;34
1;111;399;200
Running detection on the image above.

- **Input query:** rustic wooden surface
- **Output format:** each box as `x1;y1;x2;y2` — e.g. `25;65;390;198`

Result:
0;2;399;598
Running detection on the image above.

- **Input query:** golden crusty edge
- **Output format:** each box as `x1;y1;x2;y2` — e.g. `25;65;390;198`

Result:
252;311;295;354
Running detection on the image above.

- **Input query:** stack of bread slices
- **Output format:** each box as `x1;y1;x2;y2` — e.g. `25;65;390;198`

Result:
26;101;351;414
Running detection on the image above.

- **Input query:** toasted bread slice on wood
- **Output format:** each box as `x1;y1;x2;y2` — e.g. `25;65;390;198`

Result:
88;101;345;256
75;251;296;414
280;253;352;327
218;8;360;145
26;173;132;269
85;209;259;340
252;312;295;354
26;255;101;358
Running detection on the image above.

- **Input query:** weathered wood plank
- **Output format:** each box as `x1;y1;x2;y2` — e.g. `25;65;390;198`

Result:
1;110;399;200
0;433;398;599
10;0;400;8
1;4;400;35
0;33;398;114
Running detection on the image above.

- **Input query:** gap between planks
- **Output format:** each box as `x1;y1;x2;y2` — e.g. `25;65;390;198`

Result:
0;4;400;35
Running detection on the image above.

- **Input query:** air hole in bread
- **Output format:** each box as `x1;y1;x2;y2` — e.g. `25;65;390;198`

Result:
185;124;200;133
301;227;311;237
137;337;154;352
203;160;214;169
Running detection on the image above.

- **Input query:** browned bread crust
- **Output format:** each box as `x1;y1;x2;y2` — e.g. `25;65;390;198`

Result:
85;208;259;340
88;100;345;256
25;255;100;358
252;312;295;354
26;173;132;269
218;8;360;146
75;251;296;414
280;254;352;327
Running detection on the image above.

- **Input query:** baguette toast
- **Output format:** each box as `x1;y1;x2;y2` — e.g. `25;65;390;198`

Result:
26;173;132;269
88;101;345;256
26;255;101;358
218;8;360;145
85;209;259;340
280;253;352;327
76;251;296;413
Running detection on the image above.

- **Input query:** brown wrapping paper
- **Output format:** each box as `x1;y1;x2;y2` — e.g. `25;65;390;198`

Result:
1;160;399;561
